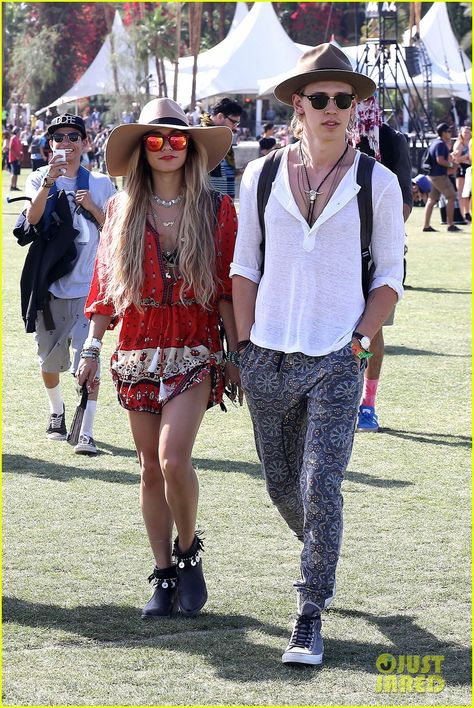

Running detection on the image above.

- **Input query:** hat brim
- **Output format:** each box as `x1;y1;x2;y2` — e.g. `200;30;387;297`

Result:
274;69;376;105
105;122;233;176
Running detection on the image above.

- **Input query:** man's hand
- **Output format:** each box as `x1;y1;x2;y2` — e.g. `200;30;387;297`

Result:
74;189;95;212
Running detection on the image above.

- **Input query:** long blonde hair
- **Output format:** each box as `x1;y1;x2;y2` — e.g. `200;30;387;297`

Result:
103;138;217;313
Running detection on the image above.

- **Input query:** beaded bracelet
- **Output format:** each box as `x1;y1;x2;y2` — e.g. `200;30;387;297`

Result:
80;350;100;360
83;337;102;351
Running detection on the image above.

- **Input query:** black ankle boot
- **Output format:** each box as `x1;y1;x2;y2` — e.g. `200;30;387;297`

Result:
173;533;208;616
141;565;178;619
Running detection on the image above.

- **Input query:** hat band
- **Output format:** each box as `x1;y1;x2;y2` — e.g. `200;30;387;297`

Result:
149;117;188;127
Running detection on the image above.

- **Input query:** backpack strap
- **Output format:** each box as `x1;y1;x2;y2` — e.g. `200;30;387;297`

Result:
356;152;376;300
257;148;284;273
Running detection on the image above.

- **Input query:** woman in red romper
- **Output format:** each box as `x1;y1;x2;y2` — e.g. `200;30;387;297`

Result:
78;99;241;618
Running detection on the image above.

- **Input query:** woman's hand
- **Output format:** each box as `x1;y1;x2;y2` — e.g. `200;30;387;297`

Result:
77;357;100;393
224;362;244;406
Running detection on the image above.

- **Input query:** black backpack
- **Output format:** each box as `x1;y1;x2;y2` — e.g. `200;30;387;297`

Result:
256;148;376;300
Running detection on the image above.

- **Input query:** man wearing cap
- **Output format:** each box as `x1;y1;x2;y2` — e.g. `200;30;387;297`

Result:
231;44;404;665
423;122;461;233
23;113;115;454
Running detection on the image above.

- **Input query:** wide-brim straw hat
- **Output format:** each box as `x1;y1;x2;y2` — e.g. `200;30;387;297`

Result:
105;98;233;176
274;43;376;106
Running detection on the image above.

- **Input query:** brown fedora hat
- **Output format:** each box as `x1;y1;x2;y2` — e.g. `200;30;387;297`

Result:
274;43;376;106
105;98;232;176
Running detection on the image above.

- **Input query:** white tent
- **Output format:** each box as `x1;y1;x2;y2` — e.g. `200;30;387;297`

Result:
229;1;248;33
258;3;471;102
403;1;471;78
154;2;305;107
38;12;137;112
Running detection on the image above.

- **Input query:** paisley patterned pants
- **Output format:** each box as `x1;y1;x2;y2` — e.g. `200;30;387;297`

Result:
240;342;364;612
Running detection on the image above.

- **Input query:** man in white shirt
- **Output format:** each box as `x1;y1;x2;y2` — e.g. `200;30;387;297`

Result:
231;44;404;666
23;113;115;454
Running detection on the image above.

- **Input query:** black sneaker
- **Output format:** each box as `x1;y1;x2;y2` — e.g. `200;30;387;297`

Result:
141;565;178;619
173;533;208;616
422;226;438;232
282;602;324;665
447;224;462;232
46;406;67;440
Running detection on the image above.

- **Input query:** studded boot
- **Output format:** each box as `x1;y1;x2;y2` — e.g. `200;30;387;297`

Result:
141;565;178;619
173;533;208;616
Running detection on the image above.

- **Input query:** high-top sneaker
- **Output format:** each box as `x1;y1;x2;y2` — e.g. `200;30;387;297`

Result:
173;533;208;616
282;601;324;665
141;565;178;619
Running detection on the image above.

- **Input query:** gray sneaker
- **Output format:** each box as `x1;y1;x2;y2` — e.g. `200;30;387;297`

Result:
74;434;98;455
282;601;324;665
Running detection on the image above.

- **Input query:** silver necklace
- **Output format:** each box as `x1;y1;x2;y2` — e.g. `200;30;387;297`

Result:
151;192;183;208
299;143;348;224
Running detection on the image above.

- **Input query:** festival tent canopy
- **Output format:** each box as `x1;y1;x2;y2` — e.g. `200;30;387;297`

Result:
257;3;471;102
229;1;249;33
403;1;471;77
154;2;306;107
37;12;136;112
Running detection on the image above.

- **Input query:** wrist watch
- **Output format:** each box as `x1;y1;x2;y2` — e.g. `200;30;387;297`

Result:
353;331;371;350
41;176;56;189
226;351;240;368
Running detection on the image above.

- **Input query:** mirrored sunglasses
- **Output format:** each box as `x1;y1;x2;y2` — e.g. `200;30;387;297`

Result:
51;132;82;143
143;133;189;152
300;92;355;110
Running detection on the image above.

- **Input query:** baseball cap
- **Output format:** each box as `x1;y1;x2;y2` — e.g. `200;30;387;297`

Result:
47;113;86;138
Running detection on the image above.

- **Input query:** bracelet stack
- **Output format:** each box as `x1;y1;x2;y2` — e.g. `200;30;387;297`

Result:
81;336;102;360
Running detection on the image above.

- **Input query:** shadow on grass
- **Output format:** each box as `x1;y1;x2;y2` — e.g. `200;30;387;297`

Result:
405;285;471;295
384;345;468;358
333;608;471;687
345;469;413;488
2;453;139;485
3;596;470;684
3;453;413;490
194;456;262;477
380;429;471;449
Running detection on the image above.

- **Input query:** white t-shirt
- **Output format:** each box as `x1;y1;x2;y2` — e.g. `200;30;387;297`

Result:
230;146;404;356
25;169;116;299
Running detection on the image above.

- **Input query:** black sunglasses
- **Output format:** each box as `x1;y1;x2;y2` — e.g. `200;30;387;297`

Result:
300;92;355;110
51;132;82;143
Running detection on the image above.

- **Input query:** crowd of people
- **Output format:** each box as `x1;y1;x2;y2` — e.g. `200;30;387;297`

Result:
6;41;469;668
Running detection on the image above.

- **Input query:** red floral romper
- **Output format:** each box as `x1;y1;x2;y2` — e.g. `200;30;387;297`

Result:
85;194;237;414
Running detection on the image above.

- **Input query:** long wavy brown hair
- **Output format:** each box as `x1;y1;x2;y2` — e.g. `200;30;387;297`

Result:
102;138;217;313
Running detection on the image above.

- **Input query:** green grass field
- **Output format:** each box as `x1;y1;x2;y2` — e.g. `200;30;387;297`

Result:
2;168;471;706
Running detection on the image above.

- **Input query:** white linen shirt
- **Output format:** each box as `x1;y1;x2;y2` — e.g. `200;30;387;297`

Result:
230;146;404;356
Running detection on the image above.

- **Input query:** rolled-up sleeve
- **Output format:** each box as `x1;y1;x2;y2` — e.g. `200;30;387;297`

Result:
230;159;264;283
369;171;405;301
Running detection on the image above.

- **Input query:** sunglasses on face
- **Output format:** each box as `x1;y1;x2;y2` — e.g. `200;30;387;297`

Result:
226;116;240;127
300;92;355;110
142;132;189;152
52;132;82;143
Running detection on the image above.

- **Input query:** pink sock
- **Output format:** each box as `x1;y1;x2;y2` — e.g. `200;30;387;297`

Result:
361;378;379;408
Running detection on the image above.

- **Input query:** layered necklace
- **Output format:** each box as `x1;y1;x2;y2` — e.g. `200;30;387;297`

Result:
299;142;349;225
148;198;183;280
151;192;183;208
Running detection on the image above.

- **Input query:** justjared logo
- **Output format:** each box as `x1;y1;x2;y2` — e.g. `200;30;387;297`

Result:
375;654;445;693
